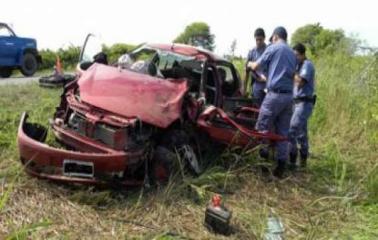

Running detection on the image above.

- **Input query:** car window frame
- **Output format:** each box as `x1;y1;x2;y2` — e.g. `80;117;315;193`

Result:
214;60;241;97
0;24;16;37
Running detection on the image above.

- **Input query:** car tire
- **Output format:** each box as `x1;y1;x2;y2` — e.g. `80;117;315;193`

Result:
0;67;13;78
151;130;202;184
20;52;38;77
151;146;179;184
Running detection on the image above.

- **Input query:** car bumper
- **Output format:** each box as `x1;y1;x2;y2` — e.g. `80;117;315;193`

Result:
17;112;144;186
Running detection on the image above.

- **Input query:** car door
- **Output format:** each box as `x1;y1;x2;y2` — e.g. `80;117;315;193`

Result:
77;33;104;71
214;61;254;111
216;61;259;128
196;60;261;147
0;24;18;66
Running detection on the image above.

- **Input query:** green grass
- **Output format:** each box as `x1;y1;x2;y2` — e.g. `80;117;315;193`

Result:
0;52;377;239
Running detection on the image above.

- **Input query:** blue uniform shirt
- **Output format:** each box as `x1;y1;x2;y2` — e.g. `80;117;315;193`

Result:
294;59;315;98
246;44;267;91
256;41;296;92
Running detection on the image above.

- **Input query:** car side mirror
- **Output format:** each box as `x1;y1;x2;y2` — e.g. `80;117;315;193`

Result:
79;61;93;71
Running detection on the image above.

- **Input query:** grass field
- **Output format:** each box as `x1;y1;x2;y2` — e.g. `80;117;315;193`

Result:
0;51;377;239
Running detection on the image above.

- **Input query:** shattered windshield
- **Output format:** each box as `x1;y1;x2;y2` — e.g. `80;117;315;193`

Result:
117;47;203;80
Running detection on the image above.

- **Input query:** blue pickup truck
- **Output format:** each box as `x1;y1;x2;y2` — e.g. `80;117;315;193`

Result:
0;22;41;78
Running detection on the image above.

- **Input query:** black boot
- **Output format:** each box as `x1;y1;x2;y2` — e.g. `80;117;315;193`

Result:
273;160;286;178
289;151;298;170
259;147;269;160
300;153;308;168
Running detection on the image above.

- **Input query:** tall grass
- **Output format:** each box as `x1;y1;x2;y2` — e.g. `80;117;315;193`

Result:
311;53;378;198
232;51;378;237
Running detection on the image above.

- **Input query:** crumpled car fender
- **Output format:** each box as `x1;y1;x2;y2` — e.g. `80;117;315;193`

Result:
17;112;144;186
197;106;286;147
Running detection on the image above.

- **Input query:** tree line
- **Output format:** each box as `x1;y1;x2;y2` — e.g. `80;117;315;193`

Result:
38;22;372;71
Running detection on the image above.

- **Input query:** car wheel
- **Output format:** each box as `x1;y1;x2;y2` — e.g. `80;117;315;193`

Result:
0;67;13;78
151;146;179;184
20;53;38;77
151;130;202;184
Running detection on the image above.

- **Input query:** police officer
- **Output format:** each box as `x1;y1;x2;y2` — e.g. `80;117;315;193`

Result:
289;43;316;168
245;28;267;107
247;26;296;178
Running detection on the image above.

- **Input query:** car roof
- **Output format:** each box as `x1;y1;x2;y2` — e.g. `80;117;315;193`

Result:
146;43;225;62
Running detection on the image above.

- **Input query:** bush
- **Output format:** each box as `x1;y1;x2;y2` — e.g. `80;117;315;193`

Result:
57;46;81;69
39;49;57;70
39;46;80;71
39;43;136;71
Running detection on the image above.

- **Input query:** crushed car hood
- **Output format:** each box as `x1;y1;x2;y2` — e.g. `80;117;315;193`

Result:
77;64;188;128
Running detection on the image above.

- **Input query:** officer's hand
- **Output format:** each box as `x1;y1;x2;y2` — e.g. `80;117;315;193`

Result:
245;61;252;71
259;74;267;82
294;74;301;84
247;61;259;71
298;79;305;88
294;74;305;88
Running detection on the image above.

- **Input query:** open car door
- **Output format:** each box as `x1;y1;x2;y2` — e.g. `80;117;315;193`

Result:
77;34;105;72
196;61;286;149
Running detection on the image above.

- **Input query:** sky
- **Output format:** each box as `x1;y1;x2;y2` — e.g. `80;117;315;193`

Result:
1;0;377;56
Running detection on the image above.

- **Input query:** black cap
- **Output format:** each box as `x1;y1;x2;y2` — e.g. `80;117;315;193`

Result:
269;26;288;42
254;28;265;38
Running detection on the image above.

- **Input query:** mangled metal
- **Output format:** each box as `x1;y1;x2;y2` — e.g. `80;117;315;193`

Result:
77;63;188;128
18;42;286;186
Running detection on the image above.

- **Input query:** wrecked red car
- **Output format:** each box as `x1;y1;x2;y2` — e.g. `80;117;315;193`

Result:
18;36;285;186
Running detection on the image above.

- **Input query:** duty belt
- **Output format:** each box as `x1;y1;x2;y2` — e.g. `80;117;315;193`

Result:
268;89;292;94
294;95;317;104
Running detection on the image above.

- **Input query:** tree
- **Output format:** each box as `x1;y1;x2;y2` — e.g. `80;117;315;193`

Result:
291;23;323;55
229;39;237;58
174;22;215;51
291;23;355;56
224;39;238;60
314;29;345;54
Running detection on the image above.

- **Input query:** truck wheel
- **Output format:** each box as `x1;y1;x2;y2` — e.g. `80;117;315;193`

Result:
20;53;38;77
0;67;12;78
